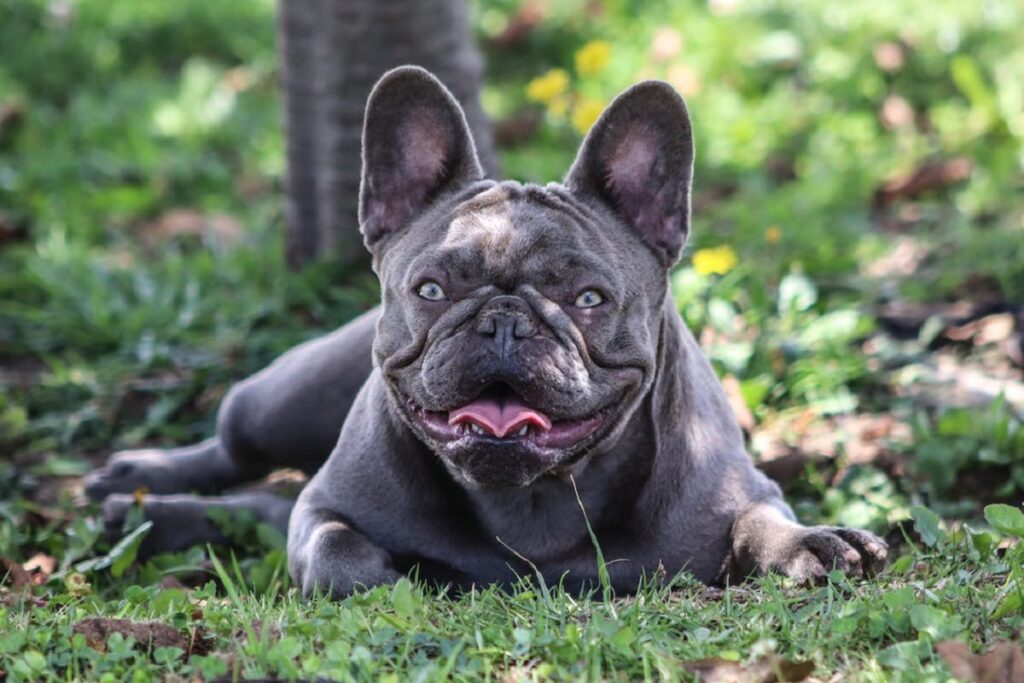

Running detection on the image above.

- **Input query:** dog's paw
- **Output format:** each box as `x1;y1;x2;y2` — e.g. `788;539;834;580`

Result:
775;526;887;583
100;493;222;557
84;449;185;501
292;522;402;600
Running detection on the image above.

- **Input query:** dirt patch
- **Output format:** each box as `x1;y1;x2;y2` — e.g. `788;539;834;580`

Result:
72;617;213;657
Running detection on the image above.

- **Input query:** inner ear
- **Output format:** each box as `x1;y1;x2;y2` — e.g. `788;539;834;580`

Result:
566;81;694;266
359;66;483;251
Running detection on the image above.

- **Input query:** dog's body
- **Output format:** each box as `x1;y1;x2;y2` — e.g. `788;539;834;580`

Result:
86;67;886;597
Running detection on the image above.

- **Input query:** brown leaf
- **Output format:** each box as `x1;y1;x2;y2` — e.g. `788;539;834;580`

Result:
880;94;914;130
1;558;31;590
876;299;981;339
491;2;544;47
681;655;814;682
873;41;906;72
937;640;1024;683
753;412;911;483
943;313;1015;346
138;209;242;247
863;236;928;279
874;157;973;207
22;553;56;584
1007;334;1024;368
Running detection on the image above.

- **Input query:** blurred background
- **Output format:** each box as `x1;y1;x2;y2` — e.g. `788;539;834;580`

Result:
1;0;1023;531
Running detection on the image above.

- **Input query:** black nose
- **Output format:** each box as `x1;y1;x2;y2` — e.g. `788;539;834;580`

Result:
475;295;538;343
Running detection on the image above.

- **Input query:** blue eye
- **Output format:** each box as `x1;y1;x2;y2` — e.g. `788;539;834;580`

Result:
417;281;446;301
574;289;604;308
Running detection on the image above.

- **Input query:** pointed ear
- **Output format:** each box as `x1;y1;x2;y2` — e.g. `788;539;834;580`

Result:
359;66;484;251
565;81;694;266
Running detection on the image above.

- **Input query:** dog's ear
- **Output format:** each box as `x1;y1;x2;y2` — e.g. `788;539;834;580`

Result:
359;66;484;251
566;81;694;266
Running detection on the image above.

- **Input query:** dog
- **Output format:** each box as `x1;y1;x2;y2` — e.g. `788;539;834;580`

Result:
85;66;887;597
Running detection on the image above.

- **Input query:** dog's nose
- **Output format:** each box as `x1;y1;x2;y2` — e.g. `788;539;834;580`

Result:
475;295;538;342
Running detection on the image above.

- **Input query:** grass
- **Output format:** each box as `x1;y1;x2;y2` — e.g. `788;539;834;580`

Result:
2;0;1024;680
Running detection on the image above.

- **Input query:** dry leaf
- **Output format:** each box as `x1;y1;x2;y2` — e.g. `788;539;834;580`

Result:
139;209;242;247
874;157;972;207
937;640;1024;683
681;655;814;682
943;314;1015;346
22;553;56;584
873;41;906;72
1;558;32;590
880;94;914;130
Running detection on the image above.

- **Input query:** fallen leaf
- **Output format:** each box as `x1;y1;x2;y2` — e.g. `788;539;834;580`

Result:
874;157;972;207
937;640;1024;683
893;348;1024;413
1007;334;1024;368
873;41;906;72
492;1;544;47
880;94;914;130
22;553;56;584
753;412;912;482
863;236;928;279
1;558;31;590
138;209;242;247
943;313;1016;346
875;299;980;339
681;655;814;682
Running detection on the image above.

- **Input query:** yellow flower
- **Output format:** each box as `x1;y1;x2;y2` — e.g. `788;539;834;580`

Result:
575;40;613;76
526;68;569;104
571;98;605;134
764;225;782;244
692;245;738;276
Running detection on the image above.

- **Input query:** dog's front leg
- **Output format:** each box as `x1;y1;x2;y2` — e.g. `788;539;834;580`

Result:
723;501;888;584
288;507;401;599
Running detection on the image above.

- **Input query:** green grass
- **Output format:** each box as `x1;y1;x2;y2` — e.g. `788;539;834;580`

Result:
2;0;1024;679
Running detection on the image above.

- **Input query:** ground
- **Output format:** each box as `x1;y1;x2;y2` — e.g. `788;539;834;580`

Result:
1;0;1023;680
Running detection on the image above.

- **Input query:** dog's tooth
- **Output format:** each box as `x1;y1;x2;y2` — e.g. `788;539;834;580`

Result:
470;423;485;435
516;426;528;437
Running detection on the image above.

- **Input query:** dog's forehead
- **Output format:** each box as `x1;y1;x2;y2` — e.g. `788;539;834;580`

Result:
436;183;606;277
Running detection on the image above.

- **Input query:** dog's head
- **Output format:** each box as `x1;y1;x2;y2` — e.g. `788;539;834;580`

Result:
361;66;693;488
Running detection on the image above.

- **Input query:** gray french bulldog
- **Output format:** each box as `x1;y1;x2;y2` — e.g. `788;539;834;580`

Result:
85;66;887;597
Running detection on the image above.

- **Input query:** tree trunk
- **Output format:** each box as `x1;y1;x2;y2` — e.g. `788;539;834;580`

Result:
277;0;499;269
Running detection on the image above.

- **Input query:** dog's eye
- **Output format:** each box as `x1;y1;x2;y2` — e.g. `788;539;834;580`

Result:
574;289;604;308
416;281;446;301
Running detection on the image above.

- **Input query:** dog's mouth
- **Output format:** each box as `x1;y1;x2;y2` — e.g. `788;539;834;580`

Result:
406;382;606;450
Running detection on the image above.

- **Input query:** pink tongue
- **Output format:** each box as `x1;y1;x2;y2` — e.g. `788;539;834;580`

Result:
449;397;552;438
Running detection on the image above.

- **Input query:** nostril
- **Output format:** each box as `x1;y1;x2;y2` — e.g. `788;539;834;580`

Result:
513;318;537;339
475;314;498;336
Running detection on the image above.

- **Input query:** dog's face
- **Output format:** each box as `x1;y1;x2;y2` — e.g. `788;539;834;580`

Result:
359;67;694;488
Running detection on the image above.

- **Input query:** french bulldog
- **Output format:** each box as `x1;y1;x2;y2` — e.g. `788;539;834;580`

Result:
85;66;887;597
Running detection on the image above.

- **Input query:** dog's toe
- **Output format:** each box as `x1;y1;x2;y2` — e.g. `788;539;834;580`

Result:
831;527;888;576
84;450;174;501
100;493;135;540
